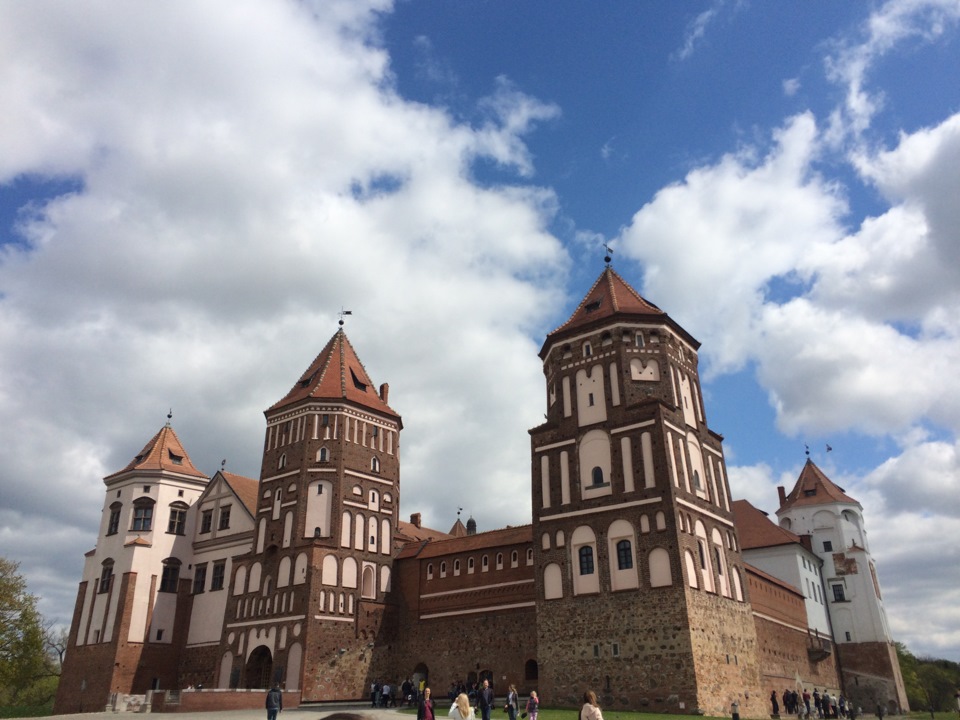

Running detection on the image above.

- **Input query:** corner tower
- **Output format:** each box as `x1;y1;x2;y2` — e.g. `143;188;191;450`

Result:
217;329;401;700
530;267;761;715
55;422;208;714
777;460;909;713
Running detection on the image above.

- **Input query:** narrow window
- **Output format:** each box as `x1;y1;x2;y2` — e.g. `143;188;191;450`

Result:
98;561;114;594
219;506;232;530
616;540;633;570
578;546;595;575
159;559;181;593
193;564;207;594
823;540;833;552
200;510;213;534
592;466;604;486
832;584;845;602
211;561;226;591
107;503;122;535
167;505;187;535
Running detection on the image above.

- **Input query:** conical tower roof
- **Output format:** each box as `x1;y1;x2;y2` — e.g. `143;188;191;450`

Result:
778;459;859;512
268;329;399;420
540;266;695;357
105;422;207;481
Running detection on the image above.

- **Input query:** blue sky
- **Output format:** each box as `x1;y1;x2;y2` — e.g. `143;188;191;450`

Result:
1;1;958;662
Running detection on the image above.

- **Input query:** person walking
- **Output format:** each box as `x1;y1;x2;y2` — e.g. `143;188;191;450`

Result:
505;684;519;720
418;688;436;720
477;679;495;720
265;684;283;720
581;690;603;720
526;691;539;720
450;692;476;720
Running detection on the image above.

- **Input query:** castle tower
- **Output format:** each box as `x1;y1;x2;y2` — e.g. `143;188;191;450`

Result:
55;422;209;714
530;267;761;715
777;460;909;713
216;329;401;699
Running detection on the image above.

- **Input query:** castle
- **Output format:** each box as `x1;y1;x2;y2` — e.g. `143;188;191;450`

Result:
54;267;908;716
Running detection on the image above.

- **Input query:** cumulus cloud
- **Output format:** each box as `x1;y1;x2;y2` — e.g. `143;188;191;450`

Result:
0;0;565;623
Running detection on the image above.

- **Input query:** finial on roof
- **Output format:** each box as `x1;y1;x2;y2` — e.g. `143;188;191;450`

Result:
338;308;353;328
826;443;833;453
457;507;463;517
221;459;227;472
804;443;810;457
603;243;614;266
166;409;173;427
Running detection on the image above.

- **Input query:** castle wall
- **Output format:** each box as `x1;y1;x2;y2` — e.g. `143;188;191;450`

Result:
837;641;909;714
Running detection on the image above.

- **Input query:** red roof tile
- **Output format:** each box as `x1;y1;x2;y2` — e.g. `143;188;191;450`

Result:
549;267;663;333
401;525;533;560
732;499;801;550
106;424;207;480
221;471;260;516
778;459;859;511
395;519;452;545
268;329;399;420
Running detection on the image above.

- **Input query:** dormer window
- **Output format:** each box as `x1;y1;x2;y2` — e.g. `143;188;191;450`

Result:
350;368;367;391
585;299;602;313
168;450;183;465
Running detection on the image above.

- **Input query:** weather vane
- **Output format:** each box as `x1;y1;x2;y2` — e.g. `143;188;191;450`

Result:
603;243;614;265
338;308;353;327
166;408;173;426
804;443;810;457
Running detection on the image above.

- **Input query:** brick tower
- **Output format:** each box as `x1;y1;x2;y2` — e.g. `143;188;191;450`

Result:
530;266;762;715
214;328;401;698
777;460;909;713
54;421;209;714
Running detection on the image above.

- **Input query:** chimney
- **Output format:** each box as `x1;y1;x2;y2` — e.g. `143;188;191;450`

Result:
380;383;389;404
410;512;421;529
777;486;786;507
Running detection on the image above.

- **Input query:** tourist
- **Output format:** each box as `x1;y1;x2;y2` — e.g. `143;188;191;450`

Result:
418;688;436;720
505;684;519;720
477;679;495;720
265;684;283;720
581;690;603;720
526;691;539;720
450;692;476;720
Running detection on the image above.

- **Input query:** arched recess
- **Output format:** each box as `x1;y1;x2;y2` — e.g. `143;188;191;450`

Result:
684;550;699;588
248;562;262;593
322;555;338;586
712;528;730;596
687;434;708;500
305;479;332;539
361;564;376;599
367;516;378;552
233;565;247;596
607;519;639;591
283;511;294;547
694;520;715;592
277;556;292;588
340;511;352;547
380;565;391;592
648;547;673;587
578;429;612;499
732;566;744;601
285;643;302;690
218;650;234;688
381;518;391;554
354;512;364;550
342;557;358;588
571;525;599;595
543;563;563;600
293;553;308;585
245;645;272;689
813;509;837;529
525;659;539;681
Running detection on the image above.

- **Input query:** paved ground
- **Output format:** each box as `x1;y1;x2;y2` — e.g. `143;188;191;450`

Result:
50;705;409;720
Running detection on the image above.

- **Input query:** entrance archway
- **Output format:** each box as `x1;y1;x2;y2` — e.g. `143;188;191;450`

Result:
245;646;272;689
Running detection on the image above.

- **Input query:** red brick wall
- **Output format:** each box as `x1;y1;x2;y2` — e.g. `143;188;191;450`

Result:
155;689;301;712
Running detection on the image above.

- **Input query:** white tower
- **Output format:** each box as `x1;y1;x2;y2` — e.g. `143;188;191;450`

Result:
776;460;908;713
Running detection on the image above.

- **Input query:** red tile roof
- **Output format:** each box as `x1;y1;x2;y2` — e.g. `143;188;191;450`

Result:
778;459;859;511
268;329;399;421
744;562;803;597
221;471;260;516
396;519;452;545
396;524;533;560
541;266;697;356
732;499;801;550
105;424;207;480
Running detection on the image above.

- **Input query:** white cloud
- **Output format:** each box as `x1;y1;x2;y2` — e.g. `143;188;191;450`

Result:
0;1;565;627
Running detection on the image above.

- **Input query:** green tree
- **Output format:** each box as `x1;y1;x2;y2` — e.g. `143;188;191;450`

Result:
895;642;926;711
0;557;57;708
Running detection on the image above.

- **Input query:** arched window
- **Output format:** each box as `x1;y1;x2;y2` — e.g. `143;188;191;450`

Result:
511;550;519;568
454;559;461;576
278;453;286;470
440;561;447;578
481;555;489;571
317;447;328;462
98;559;114;594
427;563;434;580
592;466;604;486
468;557;475;573
496;553;503;570
131;498;155;532
159;558;182;593
106;503;122;536
616;540;633;570
526;548;534;565
371;457;381;473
